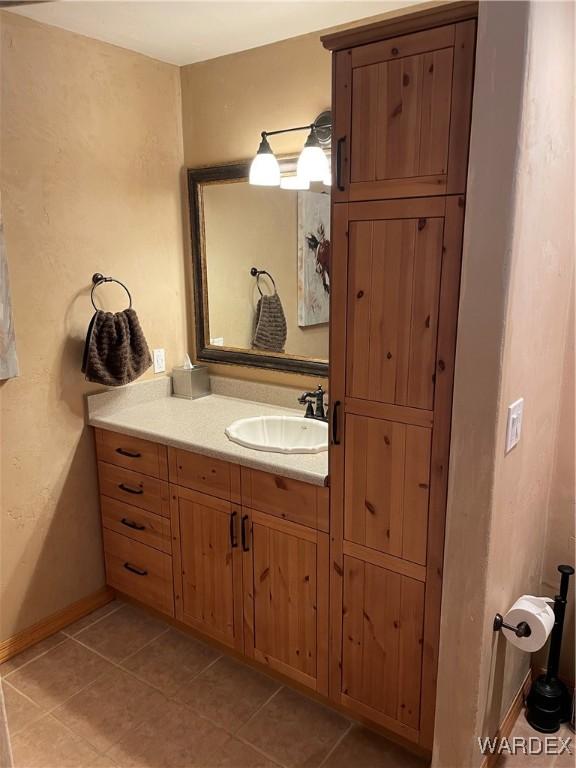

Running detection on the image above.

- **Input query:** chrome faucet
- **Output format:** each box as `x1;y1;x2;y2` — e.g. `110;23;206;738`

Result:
298;385;327;421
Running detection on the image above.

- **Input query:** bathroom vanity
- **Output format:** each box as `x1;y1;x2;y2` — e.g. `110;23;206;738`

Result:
89;386;330;697
89;0;478;753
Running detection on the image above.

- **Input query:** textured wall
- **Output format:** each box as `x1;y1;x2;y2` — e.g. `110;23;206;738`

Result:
181;32;331;389
539;279;575;683
435;3;575;766
0;12;188;639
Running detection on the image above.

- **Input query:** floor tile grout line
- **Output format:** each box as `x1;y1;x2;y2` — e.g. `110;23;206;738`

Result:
61;601;123;639
9;625;229;750
2;600;124;679
28;705;114;764
1;635;69;680
0;677;14;768
235;684;283;736
7;629;172;725
71;625;170;666
1;678;44;711
114;649;223;704
232;732;288;768
316;721;353;768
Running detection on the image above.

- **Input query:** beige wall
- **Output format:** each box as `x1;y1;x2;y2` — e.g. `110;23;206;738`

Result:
435;3;575;766
181;32;331;389
0;12;188;639
538;277;575;683
204;182;329;360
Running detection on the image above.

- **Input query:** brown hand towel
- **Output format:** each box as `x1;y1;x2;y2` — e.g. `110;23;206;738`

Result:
82;308;152;386
252;293;287;353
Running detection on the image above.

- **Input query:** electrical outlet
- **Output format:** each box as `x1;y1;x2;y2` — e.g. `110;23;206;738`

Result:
153;348;166;374
506;398;524;453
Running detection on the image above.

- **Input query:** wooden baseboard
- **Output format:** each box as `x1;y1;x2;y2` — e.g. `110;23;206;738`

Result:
0;586;114;665
480;669;533;768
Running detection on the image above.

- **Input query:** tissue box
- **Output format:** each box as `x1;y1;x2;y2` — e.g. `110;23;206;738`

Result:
172;365;211;400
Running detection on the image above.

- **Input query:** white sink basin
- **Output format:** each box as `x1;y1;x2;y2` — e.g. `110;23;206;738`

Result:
225;415;328;454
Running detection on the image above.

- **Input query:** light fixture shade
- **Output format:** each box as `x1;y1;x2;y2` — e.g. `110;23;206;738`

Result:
323;170;332;187
249;135;280;186
280;175;310;190
297;128;330;182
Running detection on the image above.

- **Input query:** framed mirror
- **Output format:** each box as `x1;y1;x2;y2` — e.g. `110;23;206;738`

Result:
187;159;330;376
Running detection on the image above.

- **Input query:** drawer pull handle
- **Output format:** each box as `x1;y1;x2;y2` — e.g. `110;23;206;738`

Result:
241;514;251;552
121;518;146;531
230;511;238;549
123;562;147;576
116;448;142;458
118;483;144;495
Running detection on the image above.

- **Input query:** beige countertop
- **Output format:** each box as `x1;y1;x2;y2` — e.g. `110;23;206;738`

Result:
87;382;328;487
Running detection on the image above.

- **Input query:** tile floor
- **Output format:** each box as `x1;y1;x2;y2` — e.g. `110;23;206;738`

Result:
1;601;428;768
495;715;574;768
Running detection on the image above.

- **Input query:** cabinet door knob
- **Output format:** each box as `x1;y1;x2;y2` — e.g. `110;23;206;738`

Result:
123;562;147;576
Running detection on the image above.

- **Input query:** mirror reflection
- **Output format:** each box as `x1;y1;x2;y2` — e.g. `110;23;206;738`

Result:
199;174;330;364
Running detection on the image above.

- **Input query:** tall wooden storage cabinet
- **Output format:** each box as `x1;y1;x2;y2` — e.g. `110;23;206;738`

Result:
323;3;477;750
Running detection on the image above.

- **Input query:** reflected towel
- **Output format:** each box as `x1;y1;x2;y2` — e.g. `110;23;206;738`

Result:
252;293;287;353
82;308;152;386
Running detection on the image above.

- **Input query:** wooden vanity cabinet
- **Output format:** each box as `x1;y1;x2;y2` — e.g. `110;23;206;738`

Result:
95;427;329;694
330;19;475;203
242;508;329;695
170;485;244;651
323;3;476;751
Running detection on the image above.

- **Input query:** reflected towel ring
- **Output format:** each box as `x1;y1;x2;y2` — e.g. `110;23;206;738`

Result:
91;273;132;311
250;267;277;297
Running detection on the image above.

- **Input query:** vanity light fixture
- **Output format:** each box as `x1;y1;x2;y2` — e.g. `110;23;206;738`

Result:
297;127;330;183
249;111;331;188
249;134;281;186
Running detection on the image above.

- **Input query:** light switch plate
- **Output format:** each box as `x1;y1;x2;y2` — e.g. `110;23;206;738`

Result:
153;348;166;374
506;398;524;453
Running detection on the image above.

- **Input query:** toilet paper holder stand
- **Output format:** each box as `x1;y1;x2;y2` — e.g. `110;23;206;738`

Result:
493;613;532;638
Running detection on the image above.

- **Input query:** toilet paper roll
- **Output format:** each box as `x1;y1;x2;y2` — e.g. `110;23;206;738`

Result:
502;595;555;652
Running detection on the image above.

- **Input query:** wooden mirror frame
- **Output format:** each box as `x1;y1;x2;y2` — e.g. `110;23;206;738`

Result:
187;161;330;377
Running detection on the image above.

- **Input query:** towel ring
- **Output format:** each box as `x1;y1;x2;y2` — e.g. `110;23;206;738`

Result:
91;273;132;311
250;267;277;297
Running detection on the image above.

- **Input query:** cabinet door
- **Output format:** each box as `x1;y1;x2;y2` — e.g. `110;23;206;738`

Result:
344;415;431;565
329;196;465;747
346;197;445;410
242;509;329;694
171;486;243;650
341;555;425;740
332;21;475;202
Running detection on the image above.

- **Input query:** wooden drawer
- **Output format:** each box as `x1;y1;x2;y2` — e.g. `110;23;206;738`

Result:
101;496;171;554
169;448;233;501
98;461;170;517
95;429;168;479
241;467;329;532
103;529;174;616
